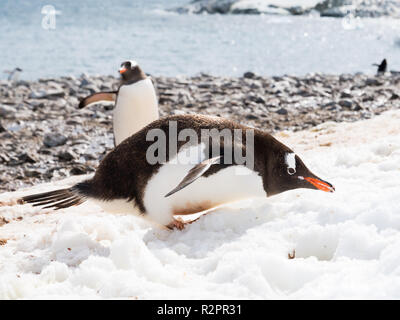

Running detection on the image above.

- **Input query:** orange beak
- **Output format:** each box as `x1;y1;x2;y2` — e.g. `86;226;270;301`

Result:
119;68;127;74
304;177;335;193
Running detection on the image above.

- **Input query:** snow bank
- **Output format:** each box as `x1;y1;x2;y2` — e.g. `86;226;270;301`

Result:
1;110;400;299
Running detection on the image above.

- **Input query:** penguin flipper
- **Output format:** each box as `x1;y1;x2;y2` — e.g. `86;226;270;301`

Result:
164;156;222;198
78;91;117;109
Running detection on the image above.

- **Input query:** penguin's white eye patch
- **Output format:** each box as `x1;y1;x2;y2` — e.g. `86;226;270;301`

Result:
285;152;296;175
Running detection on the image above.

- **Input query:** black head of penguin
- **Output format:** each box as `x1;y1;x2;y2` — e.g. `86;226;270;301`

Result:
261;140;335;197
119;60;147;85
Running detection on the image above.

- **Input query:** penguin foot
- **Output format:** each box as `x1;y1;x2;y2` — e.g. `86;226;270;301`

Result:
166;218;185;230
288;249;296;259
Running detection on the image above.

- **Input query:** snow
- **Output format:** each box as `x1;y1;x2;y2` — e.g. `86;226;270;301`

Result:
1;109;400;299
232;0;322;11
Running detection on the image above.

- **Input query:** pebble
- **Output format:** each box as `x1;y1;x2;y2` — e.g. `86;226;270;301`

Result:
30;89;66;99
339;100;353;109
243;72;255;79
276;108;288;115
58;150;76;161
0;105;16;117
43;134;68;148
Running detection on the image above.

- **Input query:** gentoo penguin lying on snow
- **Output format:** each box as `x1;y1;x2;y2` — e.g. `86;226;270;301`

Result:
79;60;159;145
20;114;334;230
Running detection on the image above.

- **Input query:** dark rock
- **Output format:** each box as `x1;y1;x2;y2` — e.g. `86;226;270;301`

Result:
243;72;255;79
339;100;353;108
6;156;23;166
70;165;94;176
254;96;265;104
328;105;340;111
79;78;91;87
297;89;313;97
245;114;259;120
322;101;336;108
246;94;265;104
43;134;68;148
287;6;307;15
340;91;353;98
58;151;76;162
365;78;383;86
18;153;37;164
276;108;288;115
362;95;374;102
24;170;41;178
197;83;212;89
27;100;46;110
104;104;114;111
38;148;52;155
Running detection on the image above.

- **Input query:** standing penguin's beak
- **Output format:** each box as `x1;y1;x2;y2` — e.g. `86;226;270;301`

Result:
119;68;127;74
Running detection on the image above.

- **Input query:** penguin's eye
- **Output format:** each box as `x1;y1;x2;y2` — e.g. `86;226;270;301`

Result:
287;167;296;175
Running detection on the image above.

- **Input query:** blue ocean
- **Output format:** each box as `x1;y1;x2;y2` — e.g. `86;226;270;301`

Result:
1;0;399;79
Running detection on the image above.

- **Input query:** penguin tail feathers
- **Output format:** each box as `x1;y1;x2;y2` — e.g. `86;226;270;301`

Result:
20;181;93;210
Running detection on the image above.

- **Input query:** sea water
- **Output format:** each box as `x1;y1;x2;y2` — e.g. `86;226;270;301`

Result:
0;0;399;80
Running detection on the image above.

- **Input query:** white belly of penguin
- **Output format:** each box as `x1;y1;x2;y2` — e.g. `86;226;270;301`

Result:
90;198;142;216
114;78;158;145
143;145;266;226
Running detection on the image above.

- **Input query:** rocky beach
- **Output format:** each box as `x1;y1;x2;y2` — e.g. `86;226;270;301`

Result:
0;72;399;193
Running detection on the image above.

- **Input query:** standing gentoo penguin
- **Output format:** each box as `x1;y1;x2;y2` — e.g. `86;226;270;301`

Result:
372;59;387;75
20;114;335;230
79;60;159;145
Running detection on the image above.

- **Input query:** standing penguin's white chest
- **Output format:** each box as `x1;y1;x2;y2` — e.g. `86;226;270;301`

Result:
142;145;266;226
114;78;158;145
